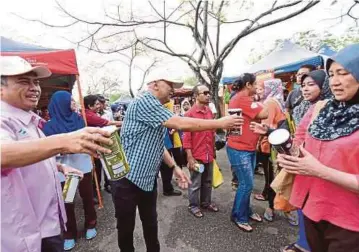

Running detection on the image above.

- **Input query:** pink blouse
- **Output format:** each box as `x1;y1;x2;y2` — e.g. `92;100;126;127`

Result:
291;105;359;232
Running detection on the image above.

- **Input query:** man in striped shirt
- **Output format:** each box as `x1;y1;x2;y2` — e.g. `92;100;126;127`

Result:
111;71;244;252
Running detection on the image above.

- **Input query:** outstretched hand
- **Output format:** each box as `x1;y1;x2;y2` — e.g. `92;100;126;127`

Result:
174;166;191;189
249;122;269;135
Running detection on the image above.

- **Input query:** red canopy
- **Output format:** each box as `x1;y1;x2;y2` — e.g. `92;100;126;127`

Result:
2;50;79;75
1;36;79;75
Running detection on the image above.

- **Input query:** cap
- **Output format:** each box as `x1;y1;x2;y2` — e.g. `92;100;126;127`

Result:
1;56;52;78
326;44;359;82
301;69;327;89
145;69;184;89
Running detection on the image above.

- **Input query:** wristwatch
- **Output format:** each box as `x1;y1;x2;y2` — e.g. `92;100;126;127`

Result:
169;164;177;169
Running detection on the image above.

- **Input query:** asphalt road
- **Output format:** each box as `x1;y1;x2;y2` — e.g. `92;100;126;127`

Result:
73;149;298;252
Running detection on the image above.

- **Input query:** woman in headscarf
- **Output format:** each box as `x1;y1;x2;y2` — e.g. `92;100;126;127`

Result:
43;91;97;251
181;98;191;116
277;44;359;252
255;79;287;222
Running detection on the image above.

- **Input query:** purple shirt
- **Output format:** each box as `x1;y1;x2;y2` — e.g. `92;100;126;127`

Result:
1;101;66;252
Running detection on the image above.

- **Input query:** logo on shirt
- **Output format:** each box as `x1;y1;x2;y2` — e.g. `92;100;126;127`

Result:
251;102;258;109
17;128;30;139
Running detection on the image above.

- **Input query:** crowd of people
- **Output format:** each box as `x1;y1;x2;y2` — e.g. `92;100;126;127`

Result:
1;43;358;252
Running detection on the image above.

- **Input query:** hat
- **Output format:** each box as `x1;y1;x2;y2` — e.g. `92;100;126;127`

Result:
326;44;359;82
1;56;52;78
301;69;327;89
145;69;184;89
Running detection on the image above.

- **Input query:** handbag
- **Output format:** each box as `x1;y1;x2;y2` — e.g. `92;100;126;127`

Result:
212;160;224;188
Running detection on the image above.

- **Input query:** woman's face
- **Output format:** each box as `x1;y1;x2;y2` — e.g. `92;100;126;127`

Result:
301;76;321;102
70;97;77;112
256;86;264;99
247;80;257;96
329;62;359;101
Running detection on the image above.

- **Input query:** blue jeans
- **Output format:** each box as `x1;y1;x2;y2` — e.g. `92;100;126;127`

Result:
226;147;256;223
297;209;310;251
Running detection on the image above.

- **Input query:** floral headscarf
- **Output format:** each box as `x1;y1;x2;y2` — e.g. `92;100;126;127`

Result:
263;79;285;112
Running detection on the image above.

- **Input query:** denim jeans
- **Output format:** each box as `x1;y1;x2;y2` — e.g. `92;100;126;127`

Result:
297;209;310;251
226;146;256;223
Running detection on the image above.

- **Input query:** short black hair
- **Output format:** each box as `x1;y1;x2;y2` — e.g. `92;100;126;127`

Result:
299;64;316;72
192;84;207;97
232;73;256;92
84;95;99;109
96;94;107;103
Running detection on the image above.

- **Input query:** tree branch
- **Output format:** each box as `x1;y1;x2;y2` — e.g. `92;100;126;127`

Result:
213;0;320;73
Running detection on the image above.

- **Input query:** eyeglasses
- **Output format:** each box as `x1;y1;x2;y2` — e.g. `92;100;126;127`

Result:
199;91;211;96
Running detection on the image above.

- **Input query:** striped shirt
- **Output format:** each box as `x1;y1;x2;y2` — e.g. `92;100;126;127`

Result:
120;92;173;191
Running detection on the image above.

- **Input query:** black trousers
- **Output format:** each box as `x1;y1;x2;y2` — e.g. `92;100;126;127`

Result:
111;178;160;252
260;153;275;209
159;161;174;193
304;215;359;252
41;235;63;252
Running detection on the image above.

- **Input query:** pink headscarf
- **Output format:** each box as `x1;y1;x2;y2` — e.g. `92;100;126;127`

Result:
263;79;285;112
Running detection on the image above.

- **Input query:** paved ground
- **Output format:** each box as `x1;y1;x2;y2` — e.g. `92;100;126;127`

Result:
73;150;298;252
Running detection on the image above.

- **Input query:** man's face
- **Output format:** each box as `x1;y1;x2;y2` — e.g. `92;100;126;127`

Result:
1;73;41;111
156;80;174;104
183;102;190;112
296;67;311;84
196;85;211;105
98;101;105;112
89;100;101;112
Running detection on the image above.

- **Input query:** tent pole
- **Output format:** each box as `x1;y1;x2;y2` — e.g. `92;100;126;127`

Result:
76;75;104;209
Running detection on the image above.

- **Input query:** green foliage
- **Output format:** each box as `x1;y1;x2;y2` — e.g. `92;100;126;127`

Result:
109;93;123;103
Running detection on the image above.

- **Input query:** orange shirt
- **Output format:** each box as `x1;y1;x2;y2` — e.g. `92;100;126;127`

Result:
260;98;286;153
227;92;263;151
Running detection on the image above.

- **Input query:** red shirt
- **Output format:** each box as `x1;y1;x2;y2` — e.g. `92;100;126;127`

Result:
291;106;359;232
227;92;262;151
85;109;109;127
182;104;215;163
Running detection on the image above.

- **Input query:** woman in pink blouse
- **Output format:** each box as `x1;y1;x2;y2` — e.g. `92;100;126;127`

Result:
277;44;359;252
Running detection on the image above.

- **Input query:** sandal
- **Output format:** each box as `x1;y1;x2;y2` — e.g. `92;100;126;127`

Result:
284;211;299;226
188;206;203;218
202;203;219;212
231;219;253;232
282;243;306;252
263;208;274;222
249;213;263;222
254;194;267;201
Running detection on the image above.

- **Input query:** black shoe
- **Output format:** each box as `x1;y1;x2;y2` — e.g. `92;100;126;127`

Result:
163;190;182;196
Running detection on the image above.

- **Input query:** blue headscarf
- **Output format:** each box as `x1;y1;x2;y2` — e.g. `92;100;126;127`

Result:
43;91;85;136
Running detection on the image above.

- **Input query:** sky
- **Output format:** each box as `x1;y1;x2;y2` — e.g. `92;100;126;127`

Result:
1;0;356;98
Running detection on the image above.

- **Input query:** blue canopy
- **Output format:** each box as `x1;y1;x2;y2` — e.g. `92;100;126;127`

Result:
274;55;323;74
1;36;56;52
317;45;336;56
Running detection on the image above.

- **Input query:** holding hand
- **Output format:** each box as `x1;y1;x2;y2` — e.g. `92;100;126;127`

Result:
187;156;196;171
277;146;325;177
219;115;244;129
58;164;84;179
61;127;113;157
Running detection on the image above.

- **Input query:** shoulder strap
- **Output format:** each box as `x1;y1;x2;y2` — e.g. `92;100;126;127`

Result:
309;100;329;125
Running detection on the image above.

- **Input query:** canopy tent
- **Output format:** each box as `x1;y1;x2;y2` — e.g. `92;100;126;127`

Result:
1;36;79;108
246;40;322;74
